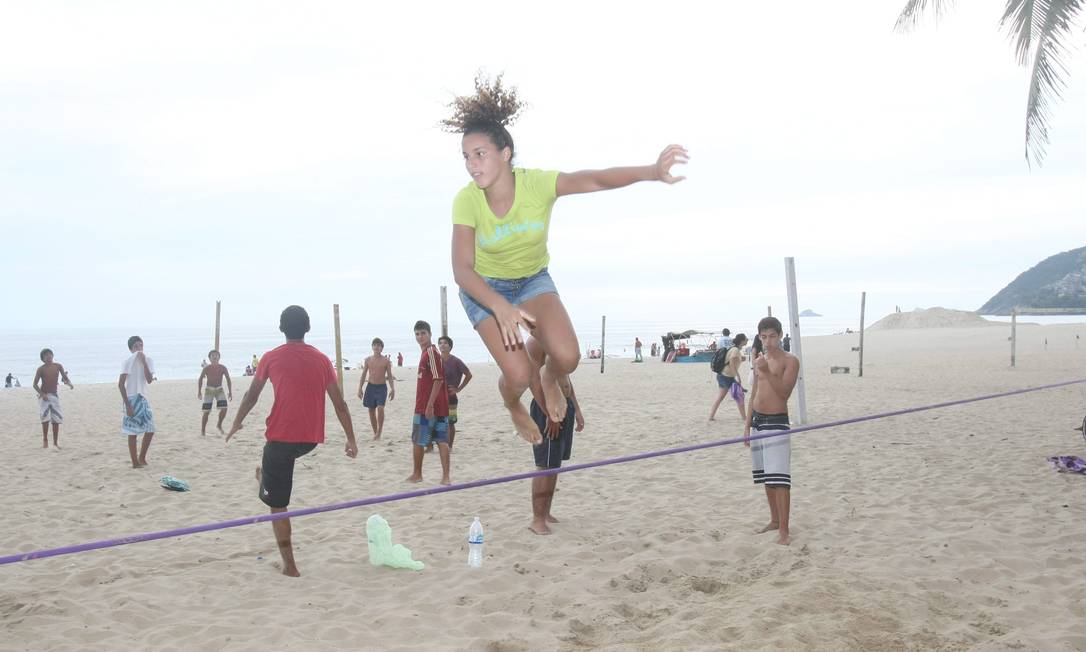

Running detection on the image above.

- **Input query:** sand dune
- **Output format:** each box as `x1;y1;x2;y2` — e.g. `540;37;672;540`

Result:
2;323;1085;650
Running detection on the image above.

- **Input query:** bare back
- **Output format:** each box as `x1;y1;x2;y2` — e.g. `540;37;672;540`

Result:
365;355;391;384
752;350;799;414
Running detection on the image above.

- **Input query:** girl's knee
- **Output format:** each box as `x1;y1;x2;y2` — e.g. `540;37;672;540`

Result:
499;368;532;394
548;348;580;374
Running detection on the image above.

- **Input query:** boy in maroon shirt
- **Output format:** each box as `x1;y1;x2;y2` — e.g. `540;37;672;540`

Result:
226;305;358;577
405;320;451;485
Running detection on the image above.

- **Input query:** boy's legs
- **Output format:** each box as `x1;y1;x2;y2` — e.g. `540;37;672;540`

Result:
128;435;141;467
217;408;228;433
201;409;210;436
41;421;49;448
448;422;456;449
774;488;791;545
271;508;299;576
367;407;379;438
138;432;153;465
530;473;559;535
437;442;451;485
376;405;385;439
406;444;424;482
708;386;727;420
759;485;780;532
52;422;60;447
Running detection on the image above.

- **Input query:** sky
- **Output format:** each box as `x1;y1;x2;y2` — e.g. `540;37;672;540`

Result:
3;1;1085;337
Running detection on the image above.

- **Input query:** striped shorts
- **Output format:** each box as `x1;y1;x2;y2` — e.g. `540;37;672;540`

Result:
751;411;791;488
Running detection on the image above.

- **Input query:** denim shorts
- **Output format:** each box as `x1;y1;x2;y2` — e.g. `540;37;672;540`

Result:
458;268;559;328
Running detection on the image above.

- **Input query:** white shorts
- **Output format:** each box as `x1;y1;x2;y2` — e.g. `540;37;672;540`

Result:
751;411;790;488
39;393;63;424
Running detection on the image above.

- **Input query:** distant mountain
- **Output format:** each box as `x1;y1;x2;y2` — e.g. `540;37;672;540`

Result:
799;309;821;317
979;246;1086;315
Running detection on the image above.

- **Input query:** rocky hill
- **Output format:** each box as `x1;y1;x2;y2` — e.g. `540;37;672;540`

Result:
979;246;1086;315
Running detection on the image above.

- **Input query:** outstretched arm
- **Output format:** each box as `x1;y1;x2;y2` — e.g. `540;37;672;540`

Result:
555;145;688;196
226;376;268;441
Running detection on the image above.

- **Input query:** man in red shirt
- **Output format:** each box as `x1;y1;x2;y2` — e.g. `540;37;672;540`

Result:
405;320;451;485
226;305;359;577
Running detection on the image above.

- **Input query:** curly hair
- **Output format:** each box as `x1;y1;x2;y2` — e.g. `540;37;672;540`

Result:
441;72;526;161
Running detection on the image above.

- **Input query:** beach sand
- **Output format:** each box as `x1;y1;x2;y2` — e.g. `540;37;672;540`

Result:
2;324;1085;650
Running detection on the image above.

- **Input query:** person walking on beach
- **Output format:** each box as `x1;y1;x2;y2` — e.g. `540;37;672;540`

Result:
708;334;748;422
358;338;395;440
634;337;643;362
744;317;799;546
525;335;583;535
717;328;732;351
118;336;156;468
226;305;358;577
197;349;233;436
445;73;687;443
438;335;472;450
32;348;73;448
405;321;451;484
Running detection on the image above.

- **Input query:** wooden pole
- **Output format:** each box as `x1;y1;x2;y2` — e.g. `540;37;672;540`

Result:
767;305;772;317
784;258;808;425
600;315;606;374
858;291;866;378
440;286;448;338
333;304;344;392
1010;308;1017;368
214;300;221;351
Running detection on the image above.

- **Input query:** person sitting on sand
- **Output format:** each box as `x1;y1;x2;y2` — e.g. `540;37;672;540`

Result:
197;349;233;436
744;317;799;546
358;337;396;440
525;335;583;535
405;321;451;485
226;305;358;577
33;348;73;449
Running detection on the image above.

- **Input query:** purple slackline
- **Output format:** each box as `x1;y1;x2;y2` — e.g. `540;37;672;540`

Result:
3;377;1084;567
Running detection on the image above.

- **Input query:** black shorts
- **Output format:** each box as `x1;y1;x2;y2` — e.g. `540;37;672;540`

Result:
259;441;317;508
530;398;575;469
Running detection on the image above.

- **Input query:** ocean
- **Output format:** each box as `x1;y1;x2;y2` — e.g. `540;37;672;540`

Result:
2;315;1079;386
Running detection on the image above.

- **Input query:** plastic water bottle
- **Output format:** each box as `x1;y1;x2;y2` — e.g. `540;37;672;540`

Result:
467;517;484;568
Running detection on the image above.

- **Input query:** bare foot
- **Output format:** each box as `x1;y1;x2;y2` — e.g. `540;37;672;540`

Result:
546;515;559;524
201;430;206;436
281;564;301;577
757;521;779;534
405;474;422;483
43;441;49;449
509;402;542;444
776;533;791;546
440;476;451;486
708;416;716;421
137;459;148;467
54;443;61;450
372;434;380;441
217;425;225;435
131;462;141;469
529;520;552;535
540;367;568;422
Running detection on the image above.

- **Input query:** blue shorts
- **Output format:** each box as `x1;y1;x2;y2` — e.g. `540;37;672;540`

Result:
362;383;387;408
458;268;558;328
412;414;449;446
717;374;736;389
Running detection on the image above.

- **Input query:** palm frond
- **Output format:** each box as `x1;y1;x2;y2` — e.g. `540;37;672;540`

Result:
895;0;955;32
1000;0;1041;64
1005;0;1083;166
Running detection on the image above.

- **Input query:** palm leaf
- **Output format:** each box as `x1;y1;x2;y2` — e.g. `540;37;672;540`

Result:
895;0;955;32
1000;0;1083;166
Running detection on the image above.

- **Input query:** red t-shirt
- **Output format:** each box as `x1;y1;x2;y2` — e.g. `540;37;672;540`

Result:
415;345;449;416
256;341;338;443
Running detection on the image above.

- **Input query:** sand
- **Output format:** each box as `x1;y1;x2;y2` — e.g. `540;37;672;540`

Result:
2;323;1086;651
869;307;1001;330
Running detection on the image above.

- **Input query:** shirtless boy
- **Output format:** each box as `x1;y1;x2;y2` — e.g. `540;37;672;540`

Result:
744;317;799;546
197;349;233;435
32;348;73;448
358;338;395;440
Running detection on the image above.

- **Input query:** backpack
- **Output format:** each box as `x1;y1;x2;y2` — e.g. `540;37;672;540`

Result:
710;347;729;374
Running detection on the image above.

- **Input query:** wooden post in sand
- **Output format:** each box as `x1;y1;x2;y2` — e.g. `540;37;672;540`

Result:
784;258;808;425
440;286;448;338
1010;308;1017;368
601;315;607;374
767;305;772;318
333;304;344;392
858;292;866;378
214;300;221;351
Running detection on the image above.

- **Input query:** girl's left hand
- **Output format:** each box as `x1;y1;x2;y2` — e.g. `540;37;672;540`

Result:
655;144;689;184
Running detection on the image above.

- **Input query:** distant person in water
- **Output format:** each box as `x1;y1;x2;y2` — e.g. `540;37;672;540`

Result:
33;348;73;448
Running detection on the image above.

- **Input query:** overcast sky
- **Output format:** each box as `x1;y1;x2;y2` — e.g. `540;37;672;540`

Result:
3;1;1085;336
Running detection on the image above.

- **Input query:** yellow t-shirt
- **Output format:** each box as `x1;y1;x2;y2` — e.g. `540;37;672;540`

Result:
452;168;560;279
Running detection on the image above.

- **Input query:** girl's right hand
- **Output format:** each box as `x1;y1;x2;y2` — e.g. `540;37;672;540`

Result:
493;301;537;349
